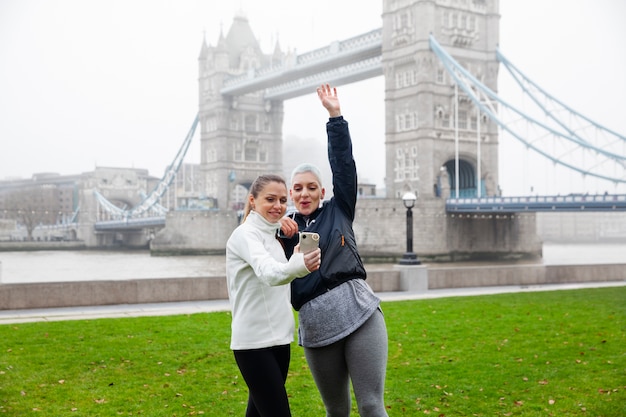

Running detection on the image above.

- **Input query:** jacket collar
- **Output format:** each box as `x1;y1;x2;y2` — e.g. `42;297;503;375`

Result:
294;205;324;228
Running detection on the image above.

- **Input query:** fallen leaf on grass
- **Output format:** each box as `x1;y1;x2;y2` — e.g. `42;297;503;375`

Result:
598;388;617;394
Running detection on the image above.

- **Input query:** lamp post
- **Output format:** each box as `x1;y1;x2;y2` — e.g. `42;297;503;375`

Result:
399;191;421;265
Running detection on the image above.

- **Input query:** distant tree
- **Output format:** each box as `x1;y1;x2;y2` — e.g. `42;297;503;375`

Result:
4;187;60;240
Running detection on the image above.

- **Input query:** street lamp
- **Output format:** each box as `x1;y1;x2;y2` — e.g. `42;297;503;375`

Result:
399;191;421;265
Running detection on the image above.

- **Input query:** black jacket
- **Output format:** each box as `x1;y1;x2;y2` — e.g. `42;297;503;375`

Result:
282;116;367;311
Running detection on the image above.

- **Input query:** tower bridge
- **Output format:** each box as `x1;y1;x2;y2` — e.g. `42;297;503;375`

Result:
4;0;625;258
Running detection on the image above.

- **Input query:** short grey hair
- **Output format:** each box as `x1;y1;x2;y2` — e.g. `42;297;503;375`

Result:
290;163;323;187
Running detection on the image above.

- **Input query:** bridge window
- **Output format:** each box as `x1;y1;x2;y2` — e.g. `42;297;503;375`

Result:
458;110;468;129
393;148;419;182
408;158;419;180
245;143;257;161
471;114;478;130
395;111;418;132
395;69;418;88
206;117;217;132
409;112;418;129
442;113;450;128
404;72;413;86
394;10;412;31
245;115;257;132
437;68;445;84
395;160;402;181
400;13;408;28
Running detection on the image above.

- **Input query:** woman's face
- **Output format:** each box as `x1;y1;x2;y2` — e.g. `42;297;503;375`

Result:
250;181;288;223
290;171;325;216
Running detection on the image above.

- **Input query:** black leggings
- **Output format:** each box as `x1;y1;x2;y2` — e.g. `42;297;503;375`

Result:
233;344;292;417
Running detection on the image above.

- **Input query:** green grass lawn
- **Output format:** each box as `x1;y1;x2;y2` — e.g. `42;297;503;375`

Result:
1;287;624;416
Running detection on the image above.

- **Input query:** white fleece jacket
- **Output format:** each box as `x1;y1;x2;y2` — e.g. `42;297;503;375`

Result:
226;211;310;350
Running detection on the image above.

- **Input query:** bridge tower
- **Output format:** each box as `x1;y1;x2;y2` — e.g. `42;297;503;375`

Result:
382;0;500;200
197;13;285;210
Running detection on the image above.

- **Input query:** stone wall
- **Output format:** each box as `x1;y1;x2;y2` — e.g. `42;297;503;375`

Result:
150;209;239;255
353;198;542;261
537;211;626;242
2;263;624;310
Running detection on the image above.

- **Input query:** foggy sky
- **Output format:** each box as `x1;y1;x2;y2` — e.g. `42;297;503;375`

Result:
1;0;624;196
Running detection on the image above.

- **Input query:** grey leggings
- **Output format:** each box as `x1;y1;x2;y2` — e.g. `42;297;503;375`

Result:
304;308;389;417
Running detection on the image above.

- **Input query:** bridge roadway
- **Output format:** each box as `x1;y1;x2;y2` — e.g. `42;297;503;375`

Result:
220;29;382;100
446;193;626;213
94;216;166;231
92;194;626;231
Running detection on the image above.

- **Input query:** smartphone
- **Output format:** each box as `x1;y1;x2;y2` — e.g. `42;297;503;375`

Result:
298;232;320;253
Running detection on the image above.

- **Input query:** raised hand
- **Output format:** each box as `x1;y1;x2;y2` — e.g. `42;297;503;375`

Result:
316;84;341;118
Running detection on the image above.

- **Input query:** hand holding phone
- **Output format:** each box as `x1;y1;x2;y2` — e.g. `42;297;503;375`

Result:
298;232;320;254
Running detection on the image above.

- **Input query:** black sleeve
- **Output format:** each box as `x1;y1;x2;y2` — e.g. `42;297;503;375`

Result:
327;116;357;221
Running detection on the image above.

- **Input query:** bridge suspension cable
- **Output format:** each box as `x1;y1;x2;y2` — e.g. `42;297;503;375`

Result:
429;34;626;189
497;49;626;162
94;114;199;220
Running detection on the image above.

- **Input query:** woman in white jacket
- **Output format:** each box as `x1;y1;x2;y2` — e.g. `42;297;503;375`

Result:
226;174;321;417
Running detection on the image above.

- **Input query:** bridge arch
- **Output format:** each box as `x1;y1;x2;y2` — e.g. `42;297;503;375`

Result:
442;159;477;198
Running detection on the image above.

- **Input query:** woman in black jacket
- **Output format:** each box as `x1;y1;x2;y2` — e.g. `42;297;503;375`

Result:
280;84;389;417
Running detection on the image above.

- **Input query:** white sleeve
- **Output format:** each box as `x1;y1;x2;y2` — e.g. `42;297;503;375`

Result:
230;227;310;286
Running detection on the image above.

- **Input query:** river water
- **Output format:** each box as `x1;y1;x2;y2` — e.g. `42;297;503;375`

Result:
0;242;624;284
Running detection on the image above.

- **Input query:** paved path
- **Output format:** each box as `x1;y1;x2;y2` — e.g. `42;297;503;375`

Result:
1;281;624;324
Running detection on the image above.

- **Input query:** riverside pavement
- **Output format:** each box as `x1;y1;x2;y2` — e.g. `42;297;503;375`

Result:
1;281;624;325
